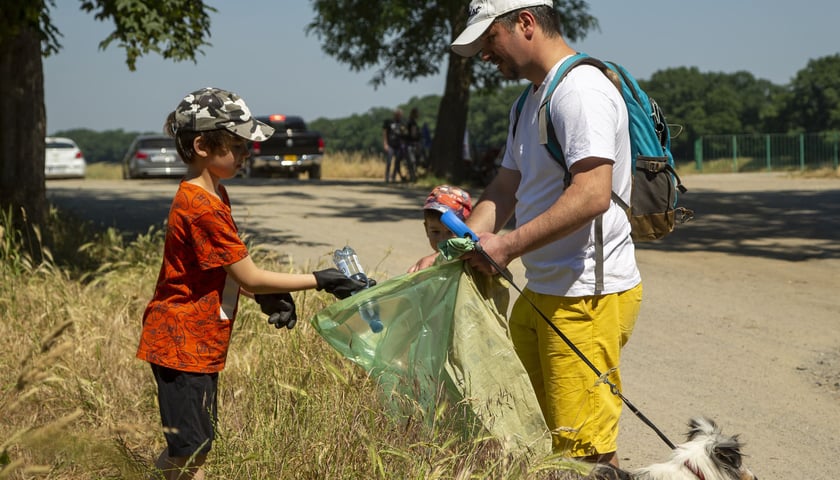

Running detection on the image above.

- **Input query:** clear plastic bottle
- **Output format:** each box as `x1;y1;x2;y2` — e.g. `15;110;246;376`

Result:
333;246;384;333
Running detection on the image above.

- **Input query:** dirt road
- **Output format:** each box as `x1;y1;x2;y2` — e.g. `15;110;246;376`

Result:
48;172;840;478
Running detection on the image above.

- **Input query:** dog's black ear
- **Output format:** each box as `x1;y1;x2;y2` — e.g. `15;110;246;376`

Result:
687;416;718;440
712;435;744;470
589;464;632;480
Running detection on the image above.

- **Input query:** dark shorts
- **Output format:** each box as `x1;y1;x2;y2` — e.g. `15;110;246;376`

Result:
151;363;218;458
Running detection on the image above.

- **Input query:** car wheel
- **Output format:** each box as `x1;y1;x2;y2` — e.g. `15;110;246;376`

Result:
309;165;321;180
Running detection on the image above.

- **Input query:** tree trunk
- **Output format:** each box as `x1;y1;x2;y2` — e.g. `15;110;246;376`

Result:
429;53;473;183
0;24;47;255
429;8;473;184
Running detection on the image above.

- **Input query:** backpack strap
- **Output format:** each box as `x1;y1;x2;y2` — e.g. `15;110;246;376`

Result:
513;84;530;136
514;53;594;187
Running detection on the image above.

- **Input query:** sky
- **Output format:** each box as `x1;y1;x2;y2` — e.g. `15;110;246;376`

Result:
44;1;840;134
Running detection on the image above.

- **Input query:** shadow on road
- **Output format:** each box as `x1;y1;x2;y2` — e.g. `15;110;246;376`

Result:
640;188;840;261
47;179;840;262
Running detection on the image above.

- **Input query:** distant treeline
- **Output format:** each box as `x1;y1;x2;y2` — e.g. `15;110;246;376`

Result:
54;54;840;165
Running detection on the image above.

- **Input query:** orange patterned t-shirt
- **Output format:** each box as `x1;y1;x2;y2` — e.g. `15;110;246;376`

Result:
136;181;249;373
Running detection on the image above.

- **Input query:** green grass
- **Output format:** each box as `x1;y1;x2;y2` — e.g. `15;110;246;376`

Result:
0;209;588;479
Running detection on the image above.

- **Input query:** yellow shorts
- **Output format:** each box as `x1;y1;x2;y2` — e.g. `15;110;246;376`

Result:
509;283;642;457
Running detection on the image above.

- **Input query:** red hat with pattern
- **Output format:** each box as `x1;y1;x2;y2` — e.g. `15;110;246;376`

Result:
424;185;472;220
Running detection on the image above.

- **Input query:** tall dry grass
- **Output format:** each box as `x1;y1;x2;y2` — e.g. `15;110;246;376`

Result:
321;151;385;179
83;152;389;181
0;210;587;479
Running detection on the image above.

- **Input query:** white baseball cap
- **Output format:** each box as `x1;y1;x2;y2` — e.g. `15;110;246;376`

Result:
451;0;553;57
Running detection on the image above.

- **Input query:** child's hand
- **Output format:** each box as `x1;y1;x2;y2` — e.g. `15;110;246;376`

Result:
313;268;368;299
408;253;439;273
255;293;297;329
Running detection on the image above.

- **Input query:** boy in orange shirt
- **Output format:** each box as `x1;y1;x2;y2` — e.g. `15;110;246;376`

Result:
136;87;365;480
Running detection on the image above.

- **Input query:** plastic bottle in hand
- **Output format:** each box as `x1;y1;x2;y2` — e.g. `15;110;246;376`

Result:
333;246;384;333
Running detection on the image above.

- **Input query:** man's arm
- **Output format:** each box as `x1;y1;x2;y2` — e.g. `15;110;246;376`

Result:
468;157;613;273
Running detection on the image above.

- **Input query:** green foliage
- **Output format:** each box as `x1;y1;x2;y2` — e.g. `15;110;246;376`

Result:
306;55;840;167
311;109;391;154
642;67;787;162
50;54;840;169
310;94;441;153
783;54;840;133
468;83;527;151
308;1;597;90
78;0;215;71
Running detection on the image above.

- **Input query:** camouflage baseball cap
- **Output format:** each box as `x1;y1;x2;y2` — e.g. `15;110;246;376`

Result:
424;185;473;220
173;87;274;141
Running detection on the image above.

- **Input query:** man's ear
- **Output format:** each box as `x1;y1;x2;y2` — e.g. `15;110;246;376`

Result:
192;135;209;158
519;9;537;39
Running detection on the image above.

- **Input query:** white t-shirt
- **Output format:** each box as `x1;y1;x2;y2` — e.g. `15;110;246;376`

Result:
501;57;641;296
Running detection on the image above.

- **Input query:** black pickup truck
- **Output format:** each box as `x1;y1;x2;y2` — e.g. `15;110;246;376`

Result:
242;114;325;180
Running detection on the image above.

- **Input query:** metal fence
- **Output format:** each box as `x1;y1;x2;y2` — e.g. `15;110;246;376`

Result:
694;132;840;172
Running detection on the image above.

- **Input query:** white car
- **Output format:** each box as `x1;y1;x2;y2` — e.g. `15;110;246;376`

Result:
45;137;86;179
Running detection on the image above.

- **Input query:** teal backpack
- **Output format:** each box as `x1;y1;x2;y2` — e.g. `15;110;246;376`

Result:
514;53;693;245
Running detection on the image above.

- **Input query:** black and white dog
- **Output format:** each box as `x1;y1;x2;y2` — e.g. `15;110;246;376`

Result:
591;417;756;480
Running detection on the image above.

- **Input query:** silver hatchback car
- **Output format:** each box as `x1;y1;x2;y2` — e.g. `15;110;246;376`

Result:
122;135;187;179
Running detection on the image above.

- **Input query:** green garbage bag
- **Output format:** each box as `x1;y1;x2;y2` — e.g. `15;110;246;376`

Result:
311;260;550;456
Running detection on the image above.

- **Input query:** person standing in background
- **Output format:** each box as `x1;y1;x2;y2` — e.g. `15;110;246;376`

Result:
404;107;421;181
382;108;407;182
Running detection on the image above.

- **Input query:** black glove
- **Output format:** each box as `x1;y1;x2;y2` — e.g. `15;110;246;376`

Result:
313;268;369;299
254;293;297;329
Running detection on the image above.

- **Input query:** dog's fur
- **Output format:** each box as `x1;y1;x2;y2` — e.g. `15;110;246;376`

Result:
589;417;756;480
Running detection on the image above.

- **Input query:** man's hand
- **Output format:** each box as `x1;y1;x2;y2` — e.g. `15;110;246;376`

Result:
465;232;512;275
313;268;370;299
255;293;297;329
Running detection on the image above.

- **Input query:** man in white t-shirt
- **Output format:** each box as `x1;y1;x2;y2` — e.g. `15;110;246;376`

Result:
450;0;643;468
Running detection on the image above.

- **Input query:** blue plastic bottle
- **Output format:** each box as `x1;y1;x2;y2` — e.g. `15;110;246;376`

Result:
333;246;384;333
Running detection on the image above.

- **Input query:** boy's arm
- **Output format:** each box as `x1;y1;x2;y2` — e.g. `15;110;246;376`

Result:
225;256;317;293
408;252;439;273
224;256;367;299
